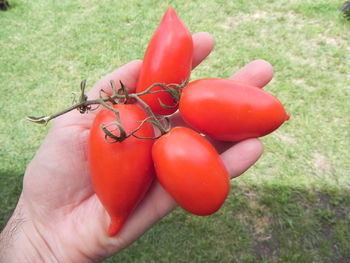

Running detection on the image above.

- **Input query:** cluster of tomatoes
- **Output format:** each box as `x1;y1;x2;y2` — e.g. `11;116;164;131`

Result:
88;8;290;237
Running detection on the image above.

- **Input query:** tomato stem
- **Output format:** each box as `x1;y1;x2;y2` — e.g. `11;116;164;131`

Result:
27;79;187;141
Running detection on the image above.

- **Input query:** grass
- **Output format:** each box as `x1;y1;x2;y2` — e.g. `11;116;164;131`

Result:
0;0;349;262
108;184;350;262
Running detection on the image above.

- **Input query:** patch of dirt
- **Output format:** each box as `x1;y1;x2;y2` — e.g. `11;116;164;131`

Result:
253;215;273;241
292;78;316;91
309;34;347;48
317;192;350;221
322;36;339;46
241;185;350;261
222;11;298;30
274;131;297;144
253;235;280;260
242;191;274;241
313;152;333;174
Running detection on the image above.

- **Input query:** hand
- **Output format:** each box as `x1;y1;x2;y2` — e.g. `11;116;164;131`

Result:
0;32;273;263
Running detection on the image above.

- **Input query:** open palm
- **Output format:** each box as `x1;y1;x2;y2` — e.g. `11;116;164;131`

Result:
20;33;273;262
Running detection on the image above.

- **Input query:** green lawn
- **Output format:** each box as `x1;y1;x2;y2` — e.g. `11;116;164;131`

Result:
1;0;349;262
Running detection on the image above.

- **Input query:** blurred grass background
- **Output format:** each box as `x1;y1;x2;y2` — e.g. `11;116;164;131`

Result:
0;0;349;262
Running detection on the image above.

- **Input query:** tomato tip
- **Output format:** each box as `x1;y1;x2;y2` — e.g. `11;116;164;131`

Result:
107;220;124;237
164;6;178;19
285;113;291;121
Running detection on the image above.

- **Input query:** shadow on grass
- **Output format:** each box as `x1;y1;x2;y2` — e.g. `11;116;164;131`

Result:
0;171;23;230
111;183;350;263
1;172;349;262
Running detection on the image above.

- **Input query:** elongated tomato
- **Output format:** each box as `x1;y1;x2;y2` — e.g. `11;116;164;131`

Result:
179;78;290;141
152;127;230;216
136;7;193;115
88;104;155;236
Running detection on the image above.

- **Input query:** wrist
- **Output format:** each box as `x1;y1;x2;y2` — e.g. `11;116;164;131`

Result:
0;198;59;263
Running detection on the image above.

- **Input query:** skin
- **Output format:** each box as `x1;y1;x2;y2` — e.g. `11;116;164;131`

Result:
0;32;273;262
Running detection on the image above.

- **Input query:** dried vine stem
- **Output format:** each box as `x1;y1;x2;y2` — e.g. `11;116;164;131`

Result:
27;79;187;142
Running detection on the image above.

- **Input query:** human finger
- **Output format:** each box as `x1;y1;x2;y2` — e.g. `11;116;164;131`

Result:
192;32;215;69
220;138;264;178
87;59;143;99
230;59;274;88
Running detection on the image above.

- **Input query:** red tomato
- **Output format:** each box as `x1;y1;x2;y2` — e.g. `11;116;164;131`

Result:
152;127;230;216
88;104;155;236
136;7;193;115
179;78;290;142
